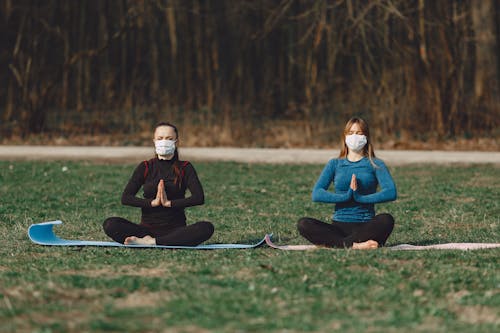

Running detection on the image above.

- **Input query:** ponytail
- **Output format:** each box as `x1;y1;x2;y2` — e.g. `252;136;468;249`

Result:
171;149;183;187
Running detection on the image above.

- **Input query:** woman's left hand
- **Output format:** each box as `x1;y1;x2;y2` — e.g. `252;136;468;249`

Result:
350;174;357;191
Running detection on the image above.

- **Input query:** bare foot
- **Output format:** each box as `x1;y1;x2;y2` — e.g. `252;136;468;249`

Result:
124;235;156;245
352;240;379;250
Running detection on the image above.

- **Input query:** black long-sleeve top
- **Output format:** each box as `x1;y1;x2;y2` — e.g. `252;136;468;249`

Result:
121;158;204;225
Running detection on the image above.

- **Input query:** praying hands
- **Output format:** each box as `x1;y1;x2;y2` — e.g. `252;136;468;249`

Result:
150;179;172;208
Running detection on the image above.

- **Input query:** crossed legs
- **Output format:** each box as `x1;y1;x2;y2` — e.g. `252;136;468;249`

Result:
297;213;395;249
103;217;214;246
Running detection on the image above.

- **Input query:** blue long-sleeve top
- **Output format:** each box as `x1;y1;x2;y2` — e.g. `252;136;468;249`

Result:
312;157;397;222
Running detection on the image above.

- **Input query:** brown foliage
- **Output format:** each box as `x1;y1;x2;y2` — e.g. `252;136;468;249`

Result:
0;0;499;144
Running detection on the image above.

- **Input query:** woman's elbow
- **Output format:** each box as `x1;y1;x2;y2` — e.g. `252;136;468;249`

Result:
197;193;205;205
389;189;397;201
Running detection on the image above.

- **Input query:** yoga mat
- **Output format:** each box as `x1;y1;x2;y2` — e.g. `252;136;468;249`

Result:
28;220;268;249
265;235;500;251
265;235;318;250
389;243;500;251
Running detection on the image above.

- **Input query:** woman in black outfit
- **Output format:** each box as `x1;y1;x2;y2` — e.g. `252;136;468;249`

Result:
103;122;214;246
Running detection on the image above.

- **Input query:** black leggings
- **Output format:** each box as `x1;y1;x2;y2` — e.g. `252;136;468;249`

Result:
103;217;214;246
297;213;394;248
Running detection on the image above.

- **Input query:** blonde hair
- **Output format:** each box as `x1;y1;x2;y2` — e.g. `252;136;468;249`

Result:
338;117;377;166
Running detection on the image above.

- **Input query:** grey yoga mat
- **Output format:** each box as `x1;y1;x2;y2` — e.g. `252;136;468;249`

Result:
264;235;500;251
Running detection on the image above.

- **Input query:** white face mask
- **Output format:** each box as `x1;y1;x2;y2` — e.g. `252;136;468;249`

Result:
345;134;367;152
154;139;176;156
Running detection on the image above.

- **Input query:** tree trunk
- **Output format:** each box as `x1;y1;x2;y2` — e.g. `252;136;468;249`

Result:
471;0;499;101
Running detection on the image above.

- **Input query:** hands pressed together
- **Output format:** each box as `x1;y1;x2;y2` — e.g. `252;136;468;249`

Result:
350;174;357;191
151;179;172;208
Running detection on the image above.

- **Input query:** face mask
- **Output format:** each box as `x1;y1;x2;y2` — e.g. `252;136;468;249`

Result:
155;139;176;156
345;134;367;152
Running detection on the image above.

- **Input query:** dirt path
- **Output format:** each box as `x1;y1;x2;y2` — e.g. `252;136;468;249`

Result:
1;145;499;165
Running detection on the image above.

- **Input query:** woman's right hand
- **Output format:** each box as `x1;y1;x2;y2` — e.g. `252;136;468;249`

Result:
150;180;165;207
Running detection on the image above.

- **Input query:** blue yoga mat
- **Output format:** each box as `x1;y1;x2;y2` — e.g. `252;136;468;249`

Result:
28;220;268;249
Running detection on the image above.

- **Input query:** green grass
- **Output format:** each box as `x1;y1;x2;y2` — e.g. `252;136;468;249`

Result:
0;161;499;332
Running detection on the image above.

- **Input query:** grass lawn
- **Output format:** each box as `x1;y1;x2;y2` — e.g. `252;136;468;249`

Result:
0;160;499;332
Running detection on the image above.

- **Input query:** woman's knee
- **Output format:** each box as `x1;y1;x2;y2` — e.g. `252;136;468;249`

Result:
102;217;126;234
102;217;117;232
374;214;395;239
376;213;394;226
196;221;215;237
297;217;312;234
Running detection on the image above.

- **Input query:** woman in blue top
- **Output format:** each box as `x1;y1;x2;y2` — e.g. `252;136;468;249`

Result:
297;117;397;249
